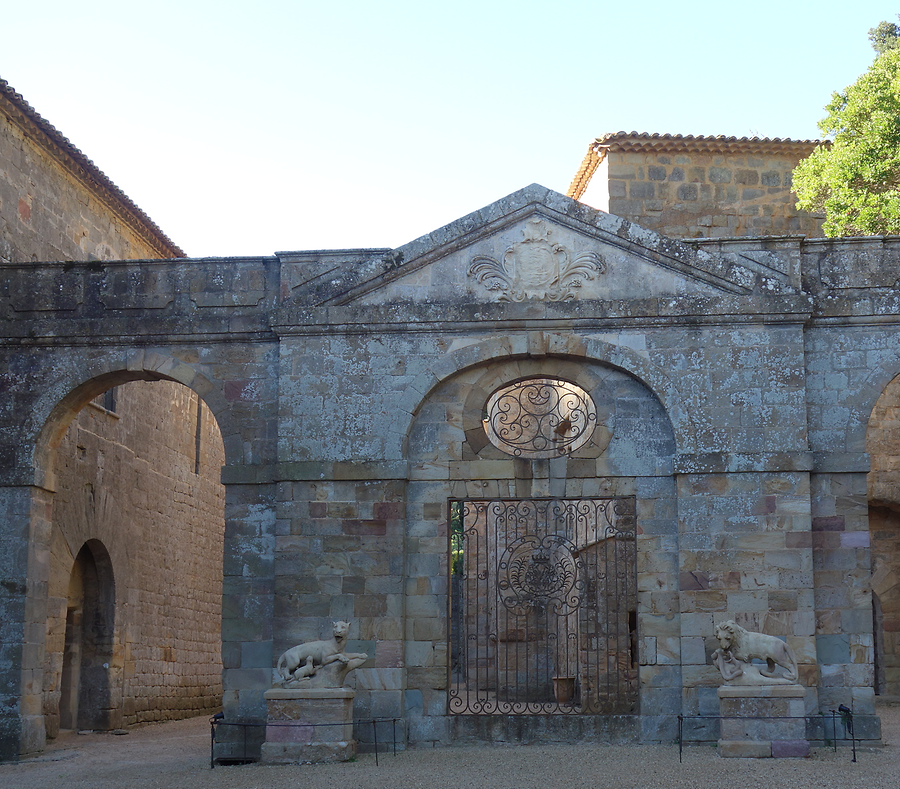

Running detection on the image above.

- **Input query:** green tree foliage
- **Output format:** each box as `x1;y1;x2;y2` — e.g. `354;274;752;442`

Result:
793;47;900;236
869;16;900;54
450;501;464;575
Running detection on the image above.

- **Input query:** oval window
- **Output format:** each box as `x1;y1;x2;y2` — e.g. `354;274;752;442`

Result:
483;378;597;459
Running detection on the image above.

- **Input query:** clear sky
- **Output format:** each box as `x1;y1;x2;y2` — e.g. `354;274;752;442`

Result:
2;1;898;257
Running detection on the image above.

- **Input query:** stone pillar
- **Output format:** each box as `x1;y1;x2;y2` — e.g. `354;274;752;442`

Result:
0;485;28;761
811;469;880;740
0;482;52;760
219;474;277;759
717;685;809;758
260;688;356;764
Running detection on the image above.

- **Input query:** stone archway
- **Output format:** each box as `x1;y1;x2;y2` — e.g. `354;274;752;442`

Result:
36;376;227;739
403;353;678;741
866;372;900;696
59;540;116;731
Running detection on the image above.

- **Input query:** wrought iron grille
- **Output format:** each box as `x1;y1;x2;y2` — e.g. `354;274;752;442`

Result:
449;497;637;715
482;378;597;459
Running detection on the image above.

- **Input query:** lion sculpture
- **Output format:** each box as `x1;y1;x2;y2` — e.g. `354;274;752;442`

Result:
276;620;368;685
713;620;799;684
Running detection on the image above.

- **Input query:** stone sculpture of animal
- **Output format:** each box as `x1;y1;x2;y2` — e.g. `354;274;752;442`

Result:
714;620;798;683
277;620;354;682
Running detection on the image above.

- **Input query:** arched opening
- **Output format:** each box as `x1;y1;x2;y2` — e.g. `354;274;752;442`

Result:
866;372;900;696
59;540;116;730
451;377;637;714
404;356;677;740
39;376;226;737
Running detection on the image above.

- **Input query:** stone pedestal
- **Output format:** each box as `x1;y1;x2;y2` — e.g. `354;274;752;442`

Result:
717;685;809;758
260;688;356;764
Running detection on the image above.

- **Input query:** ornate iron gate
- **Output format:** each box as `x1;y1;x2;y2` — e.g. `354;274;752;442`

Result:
449;497;637;715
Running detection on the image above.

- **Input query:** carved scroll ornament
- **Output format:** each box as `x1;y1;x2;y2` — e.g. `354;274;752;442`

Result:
468;218;605;302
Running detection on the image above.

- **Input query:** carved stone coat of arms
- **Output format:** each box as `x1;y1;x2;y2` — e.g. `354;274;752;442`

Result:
468;218;605;301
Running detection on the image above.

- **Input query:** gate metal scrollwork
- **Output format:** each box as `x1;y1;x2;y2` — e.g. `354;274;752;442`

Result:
483;378;597;458
449;497;637;716
498;534;582;617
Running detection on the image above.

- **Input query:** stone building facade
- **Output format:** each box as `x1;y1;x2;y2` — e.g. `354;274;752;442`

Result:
2;87;899;760
568;132;825;239
0;78;225;751
2;175;900;757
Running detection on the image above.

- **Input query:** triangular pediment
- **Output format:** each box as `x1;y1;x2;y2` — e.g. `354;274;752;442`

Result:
278;185;797;308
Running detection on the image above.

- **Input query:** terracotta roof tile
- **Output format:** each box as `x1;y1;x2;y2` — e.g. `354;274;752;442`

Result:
590;131;822;156
567;148;603;201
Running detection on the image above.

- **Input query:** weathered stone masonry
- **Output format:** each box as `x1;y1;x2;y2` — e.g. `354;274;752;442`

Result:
3;183;900;758
569;133;824;239
46;382;225;735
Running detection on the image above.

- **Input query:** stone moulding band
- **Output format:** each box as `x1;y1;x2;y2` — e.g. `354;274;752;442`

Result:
220;461;411;485
673;451;814;474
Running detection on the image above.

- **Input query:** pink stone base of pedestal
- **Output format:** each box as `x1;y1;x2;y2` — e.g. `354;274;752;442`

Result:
717;685;809;758
260;688;356;764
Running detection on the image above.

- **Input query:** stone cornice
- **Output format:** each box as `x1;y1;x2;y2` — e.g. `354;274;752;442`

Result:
674;452;814;474
221;461;411;484
273;295;814;336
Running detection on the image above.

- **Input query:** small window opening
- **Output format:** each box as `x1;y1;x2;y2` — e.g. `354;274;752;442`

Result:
91;386;118;414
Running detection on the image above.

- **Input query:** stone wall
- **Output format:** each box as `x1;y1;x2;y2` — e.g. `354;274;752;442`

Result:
3;183;900;758
273;477;406;745
571;134;825;239
43;381;225;734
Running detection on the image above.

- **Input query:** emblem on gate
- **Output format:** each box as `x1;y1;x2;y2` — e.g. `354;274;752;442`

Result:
497;533;583;616
468;218;605;302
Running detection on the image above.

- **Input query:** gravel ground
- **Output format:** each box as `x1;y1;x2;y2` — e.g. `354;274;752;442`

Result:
2;705;899;789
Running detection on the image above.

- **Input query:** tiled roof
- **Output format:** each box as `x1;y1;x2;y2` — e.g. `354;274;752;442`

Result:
592;131;821;154
568;148;603;202
568;132;823;200
0;77;184;258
